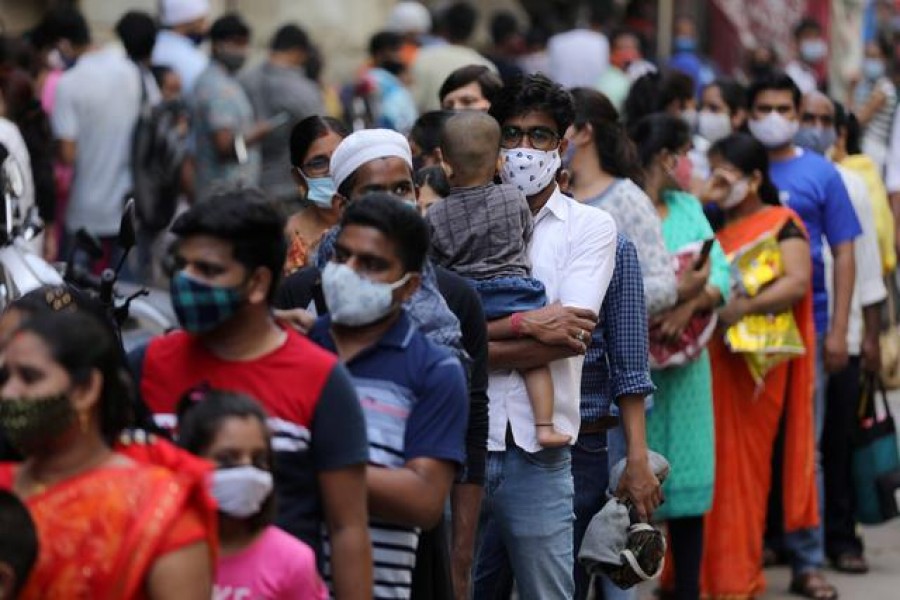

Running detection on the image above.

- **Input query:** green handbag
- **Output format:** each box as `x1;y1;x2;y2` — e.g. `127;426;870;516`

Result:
852;376;900;525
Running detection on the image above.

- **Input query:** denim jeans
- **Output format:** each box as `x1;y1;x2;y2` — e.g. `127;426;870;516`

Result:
782;334;826;575
474;444;575;600
469;276;546;321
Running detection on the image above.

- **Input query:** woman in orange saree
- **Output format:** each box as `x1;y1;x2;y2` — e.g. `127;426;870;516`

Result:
0;309;216;599
699;134;819;598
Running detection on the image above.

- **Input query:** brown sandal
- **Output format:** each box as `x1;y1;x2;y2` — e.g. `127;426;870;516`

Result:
832;552;869;574
789;571;839;600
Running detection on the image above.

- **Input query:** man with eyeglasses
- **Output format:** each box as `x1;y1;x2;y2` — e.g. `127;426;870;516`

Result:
471;73;620;598
747;73;859;600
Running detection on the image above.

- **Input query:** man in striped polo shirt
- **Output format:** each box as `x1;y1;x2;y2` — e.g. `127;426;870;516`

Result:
309;193;469;599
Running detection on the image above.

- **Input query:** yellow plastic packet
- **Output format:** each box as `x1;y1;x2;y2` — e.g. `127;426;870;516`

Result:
725;312;806;383
725;235;806;383
730;236;783;297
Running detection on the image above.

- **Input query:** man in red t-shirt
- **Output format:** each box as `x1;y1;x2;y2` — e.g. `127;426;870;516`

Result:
133;186;372;600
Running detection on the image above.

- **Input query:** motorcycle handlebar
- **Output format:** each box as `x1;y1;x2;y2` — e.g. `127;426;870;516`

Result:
67;264;103;292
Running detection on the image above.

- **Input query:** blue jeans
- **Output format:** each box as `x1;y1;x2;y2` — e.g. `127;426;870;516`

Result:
474;444;574;599
783;334;826;575
470;276;546;321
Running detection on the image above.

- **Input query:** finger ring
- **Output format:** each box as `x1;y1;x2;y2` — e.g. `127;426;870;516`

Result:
576;329;585;342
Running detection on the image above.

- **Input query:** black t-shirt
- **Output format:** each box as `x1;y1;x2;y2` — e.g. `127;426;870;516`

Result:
276;265;489;485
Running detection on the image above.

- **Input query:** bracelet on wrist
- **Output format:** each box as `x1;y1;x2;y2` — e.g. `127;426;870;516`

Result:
510;312;524;337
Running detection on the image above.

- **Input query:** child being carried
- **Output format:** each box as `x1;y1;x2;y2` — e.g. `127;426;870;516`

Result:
426;111;570;448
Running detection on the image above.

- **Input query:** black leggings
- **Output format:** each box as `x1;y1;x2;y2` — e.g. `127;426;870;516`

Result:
667;516;704;600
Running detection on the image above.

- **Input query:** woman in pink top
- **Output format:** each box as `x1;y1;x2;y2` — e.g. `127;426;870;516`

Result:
178;388;328;600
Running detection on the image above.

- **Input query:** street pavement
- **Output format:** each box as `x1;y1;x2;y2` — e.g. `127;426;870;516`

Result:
638;391;900;599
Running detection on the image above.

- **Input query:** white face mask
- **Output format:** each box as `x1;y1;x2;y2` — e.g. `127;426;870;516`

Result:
748;112;799;149
722;178;750;209
680;108;698;131
322;262;411;327
697;110;732;143
500;147;561;197
212;466;274;518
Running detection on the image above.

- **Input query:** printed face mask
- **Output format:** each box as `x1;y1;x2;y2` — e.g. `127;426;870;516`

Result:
748;112;800;149
794;126;836;155
321;262;411;327
170;271;246;334
697;110;732;143
500;147;561;197
0;393;74;454
212;465;274;518
304;174;336;208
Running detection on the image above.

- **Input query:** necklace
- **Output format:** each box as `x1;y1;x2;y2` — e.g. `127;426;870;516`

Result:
20;448;114;496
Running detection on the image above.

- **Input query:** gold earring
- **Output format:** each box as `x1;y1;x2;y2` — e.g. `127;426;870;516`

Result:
78;410;89;434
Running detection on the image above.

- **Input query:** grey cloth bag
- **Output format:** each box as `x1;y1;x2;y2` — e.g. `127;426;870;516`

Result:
578;451;671;597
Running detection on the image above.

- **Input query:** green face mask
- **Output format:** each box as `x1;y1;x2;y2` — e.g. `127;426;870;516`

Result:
0;393;74;454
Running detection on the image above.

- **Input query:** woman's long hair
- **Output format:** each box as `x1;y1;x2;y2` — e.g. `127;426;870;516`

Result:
570;87;645;187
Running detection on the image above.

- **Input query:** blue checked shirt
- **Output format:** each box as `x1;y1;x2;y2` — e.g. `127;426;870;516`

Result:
580;234;655;421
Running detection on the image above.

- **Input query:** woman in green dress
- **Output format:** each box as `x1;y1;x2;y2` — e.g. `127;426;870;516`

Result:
630;113;731;599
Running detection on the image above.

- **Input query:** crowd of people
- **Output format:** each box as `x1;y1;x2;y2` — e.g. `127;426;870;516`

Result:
1;0;900;599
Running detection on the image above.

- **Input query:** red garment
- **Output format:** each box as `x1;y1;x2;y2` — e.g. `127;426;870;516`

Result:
698;206;818;598
141;328;336;435
0;439;217;599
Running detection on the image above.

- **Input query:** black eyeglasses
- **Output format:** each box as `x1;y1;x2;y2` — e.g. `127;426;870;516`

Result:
301;155;330;177
500;125;560;151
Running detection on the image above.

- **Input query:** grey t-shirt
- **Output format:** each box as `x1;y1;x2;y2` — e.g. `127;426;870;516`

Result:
240;62;324;201
52;46;141;236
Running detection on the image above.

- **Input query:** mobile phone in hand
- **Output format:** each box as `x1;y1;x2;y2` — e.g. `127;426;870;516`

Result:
694;238;715;270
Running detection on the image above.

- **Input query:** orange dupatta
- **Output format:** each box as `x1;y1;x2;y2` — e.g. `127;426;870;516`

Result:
700;206;818;599
0;438;217;600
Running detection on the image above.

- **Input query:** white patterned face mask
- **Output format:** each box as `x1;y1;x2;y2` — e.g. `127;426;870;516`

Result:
322;262;410;326
499;147;561;197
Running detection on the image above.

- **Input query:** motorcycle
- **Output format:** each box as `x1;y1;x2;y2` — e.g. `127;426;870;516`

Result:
0;141;175;351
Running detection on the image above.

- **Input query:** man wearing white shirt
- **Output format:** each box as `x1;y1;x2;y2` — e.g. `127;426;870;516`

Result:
547;7;610;89
50;7;141;252
153;0;210;95
472;74;618;598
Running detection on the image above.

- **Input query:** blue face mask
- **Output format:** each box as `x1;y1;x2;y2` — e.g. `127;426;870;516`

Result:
170;271;246;334
863;58;886;81
305;175;337;208
794;126;837;156
674;36;696;53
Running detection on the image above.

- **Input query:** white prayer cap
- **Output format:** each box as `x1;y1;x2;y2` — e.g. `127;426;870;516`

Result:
386;2;432;35
160;0;210;27
330;129;413;191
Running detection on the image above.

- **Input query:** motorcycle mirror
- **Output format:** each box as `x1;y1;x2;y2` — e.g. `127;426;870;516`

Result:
76;228;104;260
118;198;137;251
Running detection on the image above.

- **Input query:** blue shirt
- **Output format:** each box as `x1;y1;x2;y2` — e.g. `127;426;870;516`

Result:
581;234;655;421
309;311;468;599
770;149;861;332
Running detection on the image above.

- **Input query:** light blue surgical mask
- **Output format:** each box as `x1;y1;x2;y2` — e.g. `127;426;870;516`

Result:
863;58;886;81
305;175;336;208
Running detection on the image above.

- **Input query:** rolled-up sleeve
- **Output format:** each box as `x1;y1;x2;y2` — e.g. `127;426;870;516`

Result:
606;236;656;402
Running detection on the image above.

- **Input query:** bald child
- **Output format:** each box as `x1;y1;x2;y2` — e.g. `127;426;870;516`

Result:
426;111;569;448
